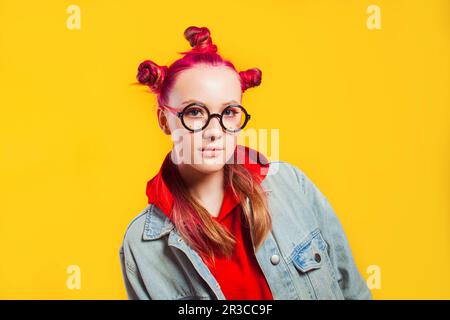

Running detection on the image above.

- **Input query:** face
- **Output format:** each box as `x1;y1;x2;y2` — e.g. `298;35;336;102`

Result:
158;65;243;174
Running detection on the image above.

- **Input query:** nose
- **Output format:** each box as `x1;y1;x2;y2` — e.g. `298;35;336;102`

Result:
203;114;223;140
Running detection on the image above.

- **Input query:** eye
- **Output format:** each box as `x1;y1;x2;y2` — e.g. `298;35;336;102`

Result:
188;109;199;116
223;106;241;117
184;106;206;117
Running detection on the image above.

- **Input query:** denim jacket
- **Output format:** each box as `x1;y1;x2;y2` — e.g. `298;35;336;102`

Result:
119;160;372;300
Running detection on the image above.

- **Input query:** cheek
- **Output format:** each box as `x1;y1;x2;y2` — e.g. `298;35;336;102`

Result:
171;131;202;164
223;133;238;159
189;132;204;153
167;117;182;132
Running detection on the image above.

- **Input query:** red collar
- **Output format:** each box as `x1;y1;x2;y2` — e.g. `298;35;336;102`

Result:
146;145;270;222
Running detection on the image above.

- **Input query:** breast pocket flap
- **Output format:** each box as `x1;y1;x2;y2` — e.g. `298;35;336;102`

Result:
291;230;328;273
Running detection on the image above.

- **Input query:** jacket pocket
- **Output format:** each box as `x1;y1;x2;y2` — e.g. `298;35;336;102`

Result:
291;229;344;299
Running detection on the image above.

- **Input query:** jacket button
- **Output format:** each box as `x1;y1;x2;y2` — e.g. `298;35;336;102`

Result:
314;253;321;263
270;254;280;265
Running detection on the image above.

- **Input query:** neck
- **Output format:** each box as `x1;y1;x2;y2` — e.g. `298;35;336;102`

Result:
172;150;225;217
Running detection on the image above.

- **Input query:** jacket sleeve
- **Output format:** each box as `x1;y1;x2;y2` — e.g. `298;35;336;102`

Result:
290;163;373;300
119;242;152;300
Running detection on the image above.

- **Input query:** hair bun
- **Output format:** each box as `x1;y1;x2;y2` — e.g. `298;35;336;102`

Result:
239;68;262;91
136;60;168;93
183;26;218;54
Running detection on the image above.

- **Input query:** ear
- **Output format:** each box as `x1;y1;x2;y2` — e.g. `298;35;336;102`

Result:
157;108;171;135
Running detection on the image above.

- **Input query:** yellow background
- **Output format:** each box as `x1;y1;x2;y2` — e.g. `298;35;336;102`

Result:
0;0;449;299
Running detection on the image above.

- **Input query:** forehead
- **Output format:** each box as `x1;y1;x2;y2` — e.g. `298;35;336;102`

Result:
170;65;242;106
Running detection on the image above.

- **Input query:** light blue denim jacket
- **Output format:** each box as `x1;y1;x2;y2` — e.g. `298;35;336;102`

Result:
119;161;372;300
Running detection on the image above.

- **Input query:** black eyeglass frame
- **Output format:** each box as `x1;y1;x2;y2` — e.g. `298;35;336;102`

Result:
160;103;251;133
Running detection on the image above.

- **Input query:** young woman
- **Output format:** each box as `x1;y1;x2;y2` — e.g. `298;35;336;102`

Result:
119;26;372;300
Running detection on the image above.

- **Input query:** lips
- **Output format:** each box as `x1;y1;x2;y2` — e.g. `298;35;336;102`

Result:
199;146;224;158
199;146;224;151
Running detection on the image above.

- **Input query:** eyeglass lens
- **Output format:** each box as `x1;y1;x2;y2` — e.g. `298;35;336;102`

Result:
181;105;247;131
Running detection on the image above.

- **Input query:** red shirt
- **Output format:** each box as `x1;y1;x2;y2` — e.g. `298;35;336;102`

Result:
146;146;273;300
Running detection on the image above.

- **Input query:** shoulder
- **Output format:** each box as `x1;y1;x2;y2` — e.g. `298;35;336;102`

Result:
264;160;309;195
264;160;332;226
266;160;327;199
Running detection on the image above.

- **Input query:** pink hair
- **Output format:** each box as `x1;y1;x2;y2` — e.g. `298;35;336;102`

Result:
136;26;262;107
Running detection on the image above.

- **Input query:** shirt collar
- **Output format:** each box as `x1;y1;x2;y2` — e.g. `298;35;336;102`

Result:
146;145;270;224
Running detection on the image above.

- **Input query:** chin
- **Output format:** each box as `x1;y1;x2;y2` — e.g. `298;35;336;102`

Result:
190;162;226;174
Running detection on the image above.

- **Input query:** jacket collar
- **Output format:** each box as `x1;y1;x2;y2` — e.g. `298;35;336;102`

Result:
143;145;271;241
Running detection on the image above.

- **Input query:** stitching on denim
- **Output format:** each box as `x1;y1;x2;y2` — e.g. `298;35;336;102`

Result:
125;259;137;275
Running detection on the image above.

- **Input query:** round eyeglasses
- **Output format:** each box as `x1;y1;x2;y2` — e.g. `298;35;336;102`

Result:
159;103;251;133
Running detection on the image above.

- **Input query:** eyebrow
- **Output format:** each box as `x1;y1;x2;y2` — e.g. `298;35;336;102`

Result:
181;99;240;106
